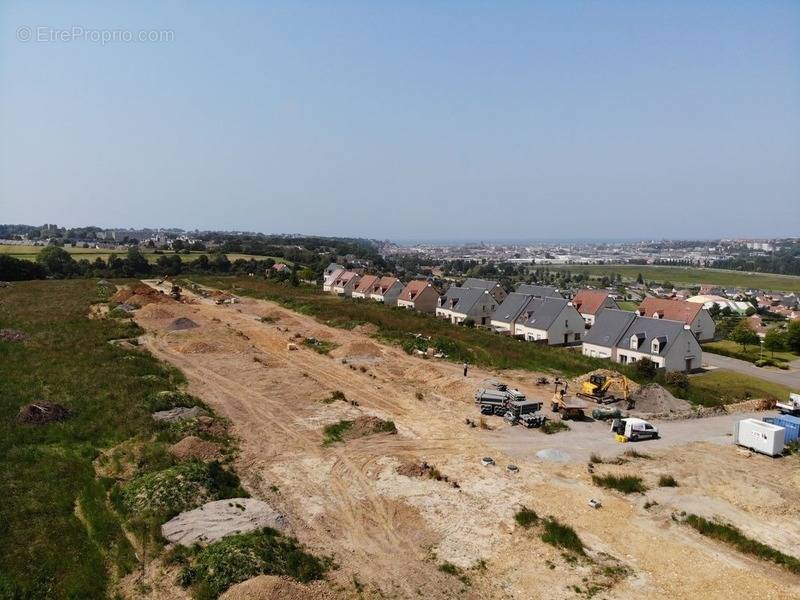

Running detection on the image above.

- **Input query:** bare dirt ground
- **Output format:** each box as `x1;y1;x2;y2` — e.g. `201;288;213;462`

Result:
133;282;800;599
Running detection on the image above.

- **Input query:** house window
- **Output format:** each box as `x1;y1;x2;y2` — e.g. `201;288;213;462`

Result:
630;335;638;350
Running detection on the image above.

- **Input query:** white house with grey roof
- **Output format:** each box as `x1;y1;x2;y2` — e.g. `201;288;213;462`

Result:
582;309;702;372
515;298;585;345
436;286;499;326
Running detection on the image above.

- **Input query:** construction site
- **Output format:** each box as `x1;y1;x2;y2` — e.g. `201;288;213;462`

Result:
108;279;800;599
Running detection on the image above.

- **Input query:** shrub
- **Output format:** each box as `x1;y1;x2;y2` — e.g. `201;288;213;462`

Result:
180;528;329;598
622;449;651;459
322;420;353;445
685;515;800;575
658;475;678;487
541;420;570;434
664;371;689;389
591;474;647;494
514;506;539;528
540;518;585;555
634;357;657;379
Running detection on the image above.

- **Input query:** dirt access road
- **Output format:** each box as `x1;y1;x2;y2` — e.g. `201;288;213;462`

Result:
134;282;800;599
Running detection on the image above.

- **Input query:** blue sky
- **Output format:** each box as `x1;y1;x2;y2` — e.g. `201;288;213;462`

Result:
1;1;798;241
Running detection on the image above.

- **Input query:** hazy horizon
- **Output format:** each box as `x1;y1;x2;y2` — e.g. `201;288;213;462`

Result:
2;2;799;239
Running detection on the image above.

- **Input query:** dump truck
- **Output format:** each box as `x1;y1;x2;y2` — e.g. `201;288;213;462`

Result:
578;374;632;408
504;400;545;428
550;380;587;421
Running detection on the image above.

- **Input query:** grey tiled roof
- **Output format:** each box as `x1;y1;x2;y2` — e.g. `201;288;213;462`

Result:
582;309;637;347
440;286;490;315
516;284;563;299
462;278;501;291
491;293;535;324
522;297;570;330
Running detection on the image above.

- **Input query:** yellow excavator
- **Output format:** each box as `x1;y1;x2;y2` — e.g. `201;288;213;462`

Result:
578;374;634;409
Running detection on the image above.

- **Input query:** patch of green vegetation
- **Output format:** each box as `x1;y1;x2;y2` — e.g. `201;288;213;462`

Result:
118;460;246;519
179;527;329;599
514;506;539;528
658;475;678;487
685;514;800;575
541;420;570;434
540;518;585;556
146;390;204;412
622;449;651;459
592;474;647;494
438;562;470;586
320;390;347;404
703;340;798;365
322;420;354;445
302;337;339;355
545;264;800;293
680;370;791;407
0;279;192;598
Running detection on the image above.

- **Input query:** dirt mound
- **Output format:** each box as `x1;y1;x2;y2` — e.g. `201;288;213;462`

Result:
139;305;175;319
632;383;690;414
721;398;777;413
0;328;28;342
221;575;335;600
162;498;287;546
170;436;222;461
112;284;168;307
345;415;397;440
179;341;219;354
331;339;382;359
17;402;70;425
166;317;199;331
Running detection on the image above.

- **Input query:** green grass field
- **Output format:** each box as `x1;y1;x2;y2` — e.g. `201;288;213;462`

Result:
703;339;799;366
0;280;186;597
685;369;792;407
545;264;800;292
0;244;287;265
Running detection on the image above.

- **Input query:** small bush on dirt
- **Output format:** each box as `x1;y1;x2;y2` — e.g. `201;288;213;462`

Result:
179;527;329;599
514;506;539;528
302;337;338;355
685;514;800;575
322;420;353;445
541;420;570;434
589;453;604;464
540;518;585;555
658;475;678;487
415;391;424;400
146;390;201;412
664;371;689;389
592;474;647;494
622;449;651;459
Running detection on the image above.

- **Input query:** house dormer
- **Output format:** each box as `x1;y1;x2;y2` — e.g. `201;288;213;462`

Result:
651;335;667;354
652;311;663;319
630;332;645;350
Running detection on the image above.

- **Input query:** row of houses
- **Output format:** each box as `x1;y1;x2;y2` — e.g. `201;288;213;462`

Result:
322;266;709;371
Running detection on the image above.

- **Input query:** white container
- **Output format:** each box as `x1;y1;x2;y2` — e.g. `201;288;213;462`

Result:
734;418;785;457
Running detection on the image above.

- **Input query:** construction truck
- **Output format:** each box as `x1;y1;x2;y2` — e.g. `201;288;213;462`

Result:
611;417;659;441
777;393;800;417
550;380;587;421
578;374;634;409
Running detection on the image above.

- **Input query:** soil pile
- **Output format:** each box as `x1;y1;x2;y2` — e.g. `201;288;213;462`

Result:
721;398;777;413
345;415;397;440
331;340;382;359
139;305;174;319
161;498;287;546
179;341;219;354
17;402;70;425
112;284;168;307
170;436;222;461
166;317;199;331
632;384;691;414
0;328;28;342
152;406;207;422
221;575;336;600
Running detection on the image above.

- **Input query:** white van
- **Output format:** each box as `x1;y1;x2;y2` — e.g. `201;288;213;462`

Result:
611;418;659;441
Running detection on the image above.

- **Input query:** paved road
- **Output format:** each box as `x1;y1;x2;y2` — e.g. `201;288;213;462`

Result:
702;352;800;388
487;410;774;464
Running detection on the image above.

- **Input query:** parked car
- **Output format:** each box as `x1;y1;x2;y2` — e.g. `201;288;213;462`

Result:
611;417;659;441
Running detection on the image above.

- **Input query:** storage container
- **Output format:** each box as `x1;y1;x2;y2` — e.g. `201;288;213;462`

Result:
734;418;785;457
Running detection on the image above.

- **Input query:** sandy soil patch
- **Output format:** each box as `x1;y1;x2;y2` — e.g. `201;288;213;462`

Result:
169;436;222;461
161;498;286;546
